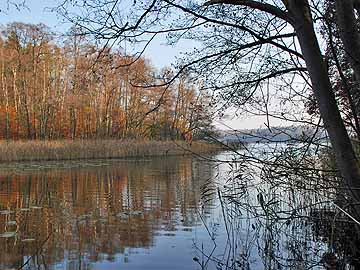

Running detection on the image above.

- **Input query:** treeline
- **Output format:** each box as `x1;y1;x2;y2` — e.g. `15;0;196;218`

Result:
0;22;212;140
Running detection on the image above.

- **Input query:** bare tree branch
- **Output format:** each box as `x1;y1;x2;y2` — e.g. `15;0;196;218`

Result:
204;0;293;24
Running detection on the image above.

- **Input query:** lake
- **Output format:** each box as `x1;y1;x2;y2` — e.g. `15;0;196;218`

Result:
0;154;234;270
0;150;346;269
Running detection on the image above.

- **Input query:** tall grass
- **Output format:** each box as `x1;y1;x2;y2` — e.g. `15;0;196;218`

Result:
0;139;221;162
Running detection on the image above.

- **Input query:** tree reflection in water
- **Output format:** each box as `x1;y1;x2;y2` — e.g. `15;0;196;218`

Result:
0;157;214;270
1;149;359;270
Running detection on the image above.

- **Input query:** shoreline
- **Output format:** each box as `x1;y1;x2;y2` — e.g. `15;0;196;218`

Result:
0;139;221;163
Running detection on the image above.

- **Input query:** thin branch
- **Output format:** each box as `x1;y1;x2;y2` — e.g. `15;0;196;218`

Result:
163;0;303;59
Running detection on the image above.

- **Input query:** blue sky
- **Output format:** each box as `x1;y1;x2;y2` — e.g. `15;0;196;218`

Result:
0;1;62;28
0;0;187;69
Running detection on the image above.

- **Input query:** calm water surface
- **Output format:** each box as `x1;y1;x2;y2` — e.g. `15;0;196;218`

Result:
0;149;332;270
0;154;234;270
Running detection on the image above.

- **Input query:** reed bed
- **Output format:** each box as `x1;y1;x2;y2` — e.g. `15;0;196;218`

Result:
0;139;221;162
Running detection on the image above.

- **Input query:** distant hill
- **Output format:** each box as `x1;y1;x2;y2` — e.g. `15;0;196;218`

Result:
218;126;326;144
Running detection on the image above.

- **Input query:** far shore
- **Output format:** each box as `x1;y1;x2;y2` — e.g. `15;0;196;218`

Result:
0;139;221;163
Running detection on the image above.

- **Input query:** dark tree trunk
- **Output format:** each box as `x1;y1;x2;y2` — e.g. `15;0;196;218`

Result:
335;0;360;84
288;0;360;206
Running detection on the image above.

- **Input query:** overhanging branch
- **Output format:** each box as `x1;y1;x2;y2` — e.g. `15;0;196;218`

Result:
204;0;293;24
164;0;302;59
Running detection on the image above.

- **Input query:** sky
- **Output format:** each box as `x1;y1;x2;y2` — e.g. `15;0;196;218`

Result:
0;0;186;69
0;1;61;28
0;0;290;130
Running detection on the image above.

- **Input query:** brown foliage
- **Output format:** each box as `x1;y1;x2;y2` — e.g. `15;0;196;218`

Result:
0;23;213;141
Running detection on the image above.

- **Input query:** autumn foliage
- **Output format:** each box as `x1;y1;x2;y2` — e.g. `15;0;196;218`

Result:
0;23;213;140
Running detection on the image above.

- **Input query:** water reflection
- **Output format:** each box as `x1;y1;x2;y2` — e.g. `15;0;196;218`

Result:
1;149;350;270
0;157;215;270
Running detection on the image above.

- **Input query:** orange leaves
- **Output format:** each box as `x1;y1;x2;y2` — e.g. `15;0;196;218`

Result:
0;22;212;140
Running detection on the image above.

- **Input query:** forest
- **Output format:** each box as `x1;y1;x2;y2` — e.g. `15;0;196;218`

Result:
0;22;213;141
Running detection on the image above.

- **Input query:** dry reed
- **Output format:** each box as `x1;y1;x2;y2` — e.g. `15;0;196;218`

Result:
0;139;221;162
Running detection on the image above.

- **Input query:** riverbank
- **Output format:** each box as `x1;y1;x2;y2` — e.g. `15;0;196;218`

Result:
0;139;221;162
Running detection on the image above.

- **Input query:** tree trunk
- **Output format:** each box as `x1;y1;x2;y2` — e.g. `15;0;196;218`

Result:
70;107;76;139
22;85;32;139
335;0;360;84
288;0;360;206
